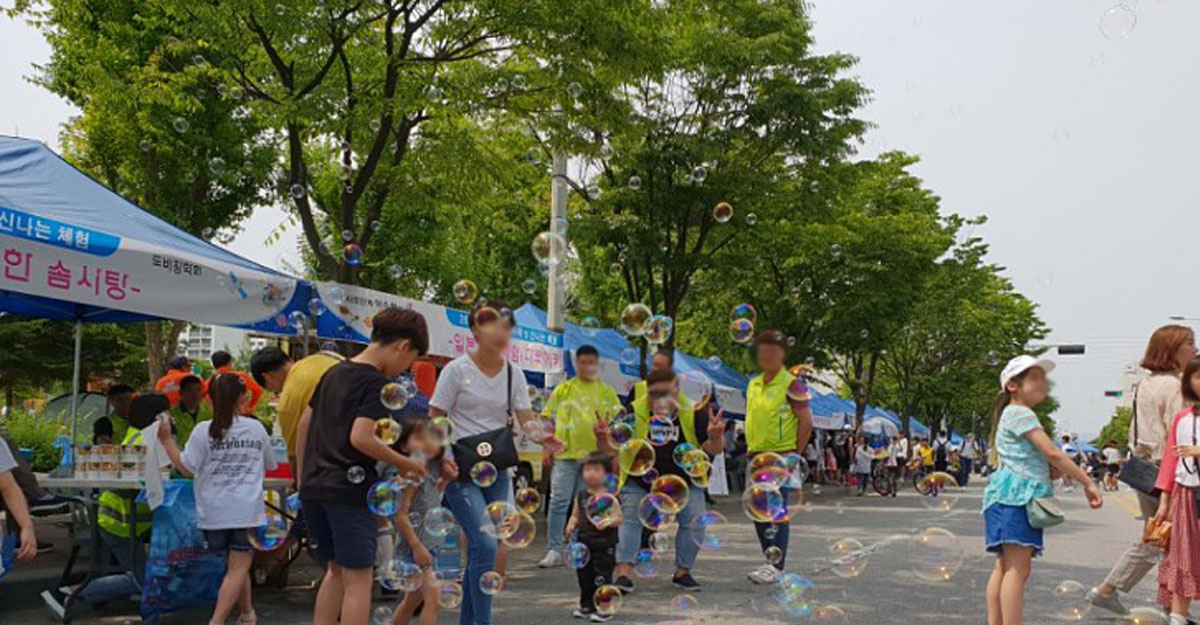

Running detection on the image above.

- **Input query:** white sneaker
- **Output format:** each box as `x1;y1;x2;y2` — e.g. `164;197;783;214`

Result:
537;550;563;568
1085;588;1128;615
747;563;781;584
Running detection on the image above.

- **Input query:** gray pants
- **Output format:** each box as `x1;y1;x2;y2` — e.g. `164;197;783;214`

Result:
1101;491;1161;593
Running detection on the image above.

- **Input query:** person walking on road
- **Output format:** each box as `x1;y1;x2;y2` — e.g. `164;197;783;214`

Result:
1088;324;1195;616
958;433;979;487
852;436;873;496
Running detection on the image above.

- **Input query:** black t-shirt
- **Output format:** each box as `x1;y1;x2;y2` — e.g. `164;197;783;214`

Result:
92;416;114;443
576;490;619;548
651;411;709;480
300;361;390;505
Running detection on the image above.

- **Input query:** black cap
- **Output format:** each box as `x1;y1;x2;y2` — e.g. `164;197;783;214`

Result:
168;355;191;369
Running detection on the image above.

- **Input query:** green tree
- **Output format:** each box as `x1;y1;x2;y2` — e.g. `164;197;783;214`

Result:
1093;406;1131;449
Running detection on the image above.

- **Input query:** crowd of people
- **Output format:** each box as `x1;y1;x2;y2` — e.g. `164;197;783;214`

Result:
3;317;1200;625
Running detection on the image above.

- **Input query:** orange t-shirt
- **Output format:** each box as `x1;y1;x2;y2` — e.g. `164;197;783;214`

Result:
203;366;264;414
154;369;190;406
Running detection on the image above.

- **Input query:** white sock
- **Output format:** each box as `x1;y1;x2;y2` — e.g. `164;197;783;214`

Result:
1170;614;1189;625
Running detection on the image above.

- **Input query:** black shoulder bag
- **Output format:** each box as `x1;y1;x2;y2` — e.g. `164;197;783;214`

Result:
451;362;520;479
1118;384;1162;497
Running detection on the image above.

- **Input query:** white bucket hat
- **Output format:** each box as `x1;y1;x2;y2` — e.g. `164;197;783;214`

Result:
999;354;1056;390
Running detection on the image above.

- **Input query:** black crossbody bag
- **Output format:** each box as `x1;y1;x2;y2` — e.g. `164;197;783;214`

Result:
451;362;520;478
1119;384;1162;497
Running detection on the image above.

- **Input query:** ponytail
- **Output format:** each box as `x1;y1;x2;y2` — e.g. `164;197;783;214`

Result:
986;388;1011;468
209;373;246;441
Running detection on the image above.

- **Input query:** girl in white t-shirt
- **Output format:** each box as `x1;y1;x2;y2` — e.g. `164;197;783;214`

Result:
158;373;276;625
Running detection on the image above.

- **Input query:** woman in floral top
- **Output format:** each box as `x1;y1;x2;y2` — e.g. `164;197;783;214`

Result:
984;355;1103;625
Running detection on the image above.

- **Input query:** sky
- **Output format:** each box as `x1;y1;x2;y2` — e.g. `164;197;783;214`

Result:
2;1;1196;437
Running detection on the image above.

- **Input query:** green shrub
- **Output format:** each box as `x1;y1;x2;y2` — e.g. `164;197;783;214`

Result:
3;410;66;472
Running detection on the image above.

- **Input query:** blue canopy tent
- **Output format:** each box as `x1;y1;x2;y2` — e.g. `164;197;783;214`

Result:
0;136;309;440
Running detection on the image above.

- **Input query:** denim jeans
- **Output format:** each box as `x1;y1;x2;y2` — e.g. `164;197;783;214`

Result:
444;471;512;625
753;486;792;571
958;458;974;487
616;481;705;571
546;459;582;553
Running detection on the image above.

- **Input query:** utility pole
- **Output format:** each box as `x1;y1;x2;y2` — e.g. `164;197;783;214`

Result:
547;152;568;334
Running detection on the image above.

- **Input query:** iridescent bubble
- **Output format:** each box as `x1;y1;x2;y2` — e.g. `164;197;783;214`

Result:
671;593;699;614
437;582;463;609
829;538;868;578
637;493;674;530
1128;607;1169;625
691;165;707;184
782;452;809;488
813;604;848;625
678;371;713;411
566;541;590;569
607;420;635;448
693;510;726;552
346;465;367;484
290;184;306;199
688;460;712;488
208;157;226;176
366;480;401;516
470;461;498;488
730;303;758;323
307;298;327;317
374;416;402;445
620;439;656;476
388;264;403;279
620;346;639;365
288;310;308;330
139;139;152;152
787;375;811;402
604;473;619;494
672;443;700;471
482;501;520;540
341;229;354;242
585;492;621;529
730;318;755;344
647;415;676;446
342;243;362;266
609;262;623;276
580;316;601;337
429;416;453;447
202;227;214;238
765;545;783;565
1053;580;1089;620
515;487;541;514
372;605;393;625
593;585;623;616
284;492;302;515
567;82;584;99
745;213;758;226
501;511;537;549
908;526;964;582
522;279;537;295
1099;5;1137;40
172;117;189;133
452;279;478;304
599;144;614;159
706;355;722;370
645;314;674;344
512;74;527;90
650;475;689;514
531;231;567;262
916;472;963;511
628;175;642;190
633;548;659;578
380;384;410;412
480;571;504;596
649;530;673;554
246;513;289;551
424;507;458;537
742;483;784;522
620;303;653;336
713;202;734;224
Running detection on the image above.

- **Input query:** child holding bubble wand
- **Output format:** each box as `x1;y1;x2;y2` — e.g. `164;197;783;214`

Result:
983;356;1102;625
564;451;624;622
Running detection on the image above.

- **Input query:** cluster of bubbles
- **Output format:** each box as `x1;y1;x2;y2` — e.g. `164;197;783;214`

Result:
729;303;757;344
740;452;808;524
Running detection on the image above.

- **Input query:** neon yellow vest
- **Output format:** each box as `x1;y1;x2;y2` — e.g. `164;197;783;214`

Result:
745;369;797;453
97;428;154;538
618;392;697;489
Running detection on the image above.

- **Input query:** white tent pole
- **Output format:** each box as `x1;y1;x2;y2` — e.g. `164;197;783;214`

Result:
68;318;82;449
547;152;568;334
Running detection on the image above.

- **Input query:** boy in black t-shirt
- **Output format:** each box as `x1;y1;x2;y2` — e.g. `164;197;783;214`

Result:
564;452;622;622
296;307;430;625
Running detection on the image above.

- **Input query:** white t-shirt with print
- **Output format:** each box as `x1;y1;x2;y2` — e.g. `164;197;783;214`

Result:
181;417;277;530
431;354;532;442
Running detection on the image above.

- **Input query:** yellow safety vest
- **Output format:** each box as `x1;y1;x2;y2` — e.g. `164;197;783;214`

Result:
97;428;154;538
745;369;798;453
618;392;698;489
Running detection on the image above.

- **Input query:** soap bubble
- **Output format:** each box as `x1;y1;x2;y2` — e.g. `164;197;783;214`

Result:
470;461;498;488
638;493;676;531
908;526;964;582
342;243;362;266
730;318;755;344
206;158;226;176
650;475;689;514
366;480;401;516
678;371;713;411
531;231;567;262
1128;607;1169;625
341;229;355;242
424;507;458;537
567;82;584;99
172;117;189;133
730;303;757;323
647;415;676;446
620;440;656;476
307;298;327;317
829;538;868;578
378;560;420;592
380;384;410;412
620;346;639;365
765;545;783;565
742;483;785;522
649;531;673;554
628;175;642;190
481;501;520;540
594;585;623;616
290;184;306;199
585;492;621;529
1099;5;1136;40
430;416;453;447
1053;580;1089;620
501;511;537;549
693;510;726;552
813;604;848;625
646;314;674;344
346;465;367;484
522;279;537;295
634;548;659;578
372;605;394;625
672;442;700;471
580;316;601;337
374;416;402;445
515;487;541;514
437;582;463;609
689;460;712;488
620;303;653;336
247;513;289;551
452;279;478;304
566;541;590;569
745;213;758;226
284;492;302;515
691;165;708;183
607;418;636;448
915;472;963;511
713;202;733;224
480;571;503;596
288;310;308;330
604;473;620;494
782;453;809;488
787;376;811;402
706;355;722;370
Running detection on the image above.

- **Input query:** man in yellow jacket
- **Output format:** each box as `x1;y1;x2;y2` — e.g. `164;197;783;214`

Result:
744;330;813;585
537;345;622;568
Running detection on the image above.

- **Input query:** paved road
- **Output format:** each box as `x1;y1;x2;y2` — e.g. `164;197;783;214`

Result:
0;481;1163;624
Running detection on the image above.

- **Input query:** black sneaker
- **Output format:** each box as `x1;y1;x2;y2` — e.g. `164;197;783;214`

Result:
672;572;701;591
614;576;635;594
572;608;594;619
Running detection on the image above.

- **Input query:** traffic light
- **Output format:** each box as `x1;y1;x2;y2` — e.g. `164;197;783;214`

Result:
1057;345;1086;355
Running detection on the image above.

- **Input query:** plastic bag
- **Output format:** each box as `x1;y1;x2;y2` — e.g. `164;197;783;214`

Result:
140;481;225;620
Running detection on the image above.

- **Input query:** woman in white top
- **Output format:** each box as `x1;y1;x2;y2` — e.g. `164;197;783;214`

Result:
1153;355;1200;625
430;299;561;625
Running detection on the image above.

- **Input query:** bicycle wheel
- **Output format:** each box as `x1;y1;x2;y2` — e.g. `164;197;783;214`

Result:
871;462;893;496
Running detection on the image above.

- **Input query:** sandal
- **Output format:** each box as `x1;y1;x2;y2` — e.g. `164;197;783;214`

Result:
237;611;258;625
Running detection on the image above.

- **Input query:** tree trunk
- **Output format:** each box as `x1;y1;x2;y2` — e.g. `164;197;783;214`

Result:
144;320;188;381
5;385;13;416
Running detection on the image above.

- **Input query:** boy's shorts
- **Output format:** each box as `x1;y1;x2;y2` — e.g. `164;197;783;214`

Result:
302;499;378;569
204;528;254;553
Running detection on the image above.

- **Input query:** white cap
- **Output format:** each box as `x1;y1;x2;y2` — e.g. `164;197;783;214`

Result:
999;355;1056;390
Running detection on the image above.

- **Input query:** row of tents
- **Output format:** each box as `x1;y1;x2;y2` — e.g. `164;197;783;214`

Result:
0;135;942;438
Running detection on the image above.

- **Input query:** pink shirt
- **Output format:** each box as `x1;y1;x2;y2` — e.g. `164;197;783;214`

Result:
1155;407;1200;492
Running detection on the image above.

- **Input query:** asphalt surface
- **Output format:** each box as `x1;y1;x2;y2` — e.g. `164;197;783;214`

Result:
0;478;1166;624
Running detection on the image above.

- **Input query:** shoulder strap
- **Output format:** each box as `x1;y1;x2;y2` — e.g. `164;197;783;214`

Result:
1131;383;1140;450
506;361;513;428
